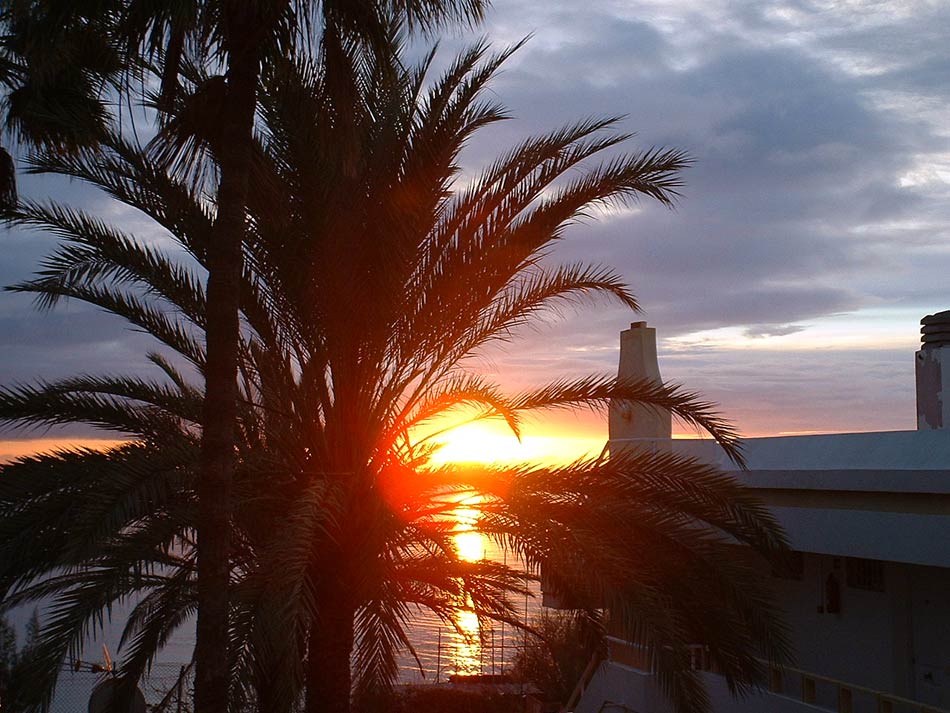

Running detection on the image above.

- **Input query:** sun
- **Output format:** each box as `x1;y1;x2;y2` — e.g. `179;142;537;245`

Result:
429;422;527;464
427;420;601;466
453;530;485;562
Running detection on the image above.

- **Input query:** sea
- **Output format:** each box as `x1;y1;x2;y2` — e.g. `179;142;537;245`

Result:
396;536;542;685
7;531;542;710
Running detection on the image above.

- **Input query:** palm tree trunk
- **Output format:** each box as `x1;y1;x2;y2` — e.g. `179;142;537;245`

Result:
194;40;258;713
0;146;16;212
305;580;356;713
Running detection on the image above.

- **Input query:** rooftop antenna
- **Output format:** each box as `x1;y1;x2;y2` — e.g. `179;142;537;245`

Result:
87;645;146;713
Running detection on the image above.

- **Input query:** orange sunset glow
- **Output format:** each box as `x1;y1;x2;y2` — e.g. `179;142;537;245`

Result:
0;437;126;464
427;418;605;467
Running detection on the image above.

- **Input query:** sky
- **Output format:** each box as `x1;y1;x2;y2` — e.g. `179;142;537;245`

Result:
2;0;949;463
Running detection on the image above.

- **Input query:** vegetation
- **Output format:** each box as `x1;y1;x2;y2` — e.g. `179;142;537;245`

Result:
1;3;487;711
0;610;41;708
510;611;604;705
378;686;524;713
0;10;789;713
0;615;17;699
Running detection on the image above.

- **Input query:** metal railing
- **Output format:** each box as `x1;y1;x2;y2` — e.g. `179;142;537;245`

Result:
603;637;950;713
764;663;949;713
19;662;196;713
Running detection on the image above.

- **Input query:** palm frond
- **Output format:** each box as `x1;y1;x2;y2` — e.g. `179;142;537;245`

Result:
5;279;206;368
9;199;207;324
0;380;188;437
514;375;745;466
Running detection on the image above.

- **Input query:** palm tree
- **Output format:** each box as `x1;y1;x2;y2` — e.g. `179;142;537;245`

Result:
0;37;789;713
0;7;124;211
0;3;489;711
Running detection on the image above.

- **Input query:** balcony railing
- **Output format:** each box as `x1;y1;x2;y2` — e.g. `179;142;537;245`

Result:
763;662;948;713
603;637;950;713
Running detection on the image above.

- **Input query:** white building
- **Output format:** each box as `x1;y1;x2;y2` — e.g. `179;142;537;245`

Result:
570;315;950;713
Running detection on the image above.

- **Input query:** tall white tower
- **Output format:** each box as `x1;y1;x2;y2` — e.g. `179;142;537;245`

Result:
608;321;672;448
916;309;950;430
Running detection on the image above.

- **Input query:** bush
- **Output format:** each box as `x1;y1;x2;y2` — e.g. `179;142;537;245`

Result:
362;686;524;713
0;615;17;702
510;611;604;705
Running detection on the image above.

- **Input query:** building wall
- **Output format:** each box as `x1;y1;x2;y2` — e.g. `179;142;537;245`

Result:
576;661;852;713
909;564;950;707
768;555;950;705
771;554;900;694
576;556;950;713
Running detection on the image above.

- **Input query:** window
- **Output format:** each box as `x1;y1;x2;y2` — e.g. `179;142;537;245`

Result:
772;550;804;580
845;557;885;592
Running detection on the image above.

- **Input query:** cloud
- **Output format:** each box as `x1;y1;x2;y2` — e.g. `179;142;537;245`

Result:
2;0;949;439
469;4;947;336
743;323;806;339
446;0;950;433
658;345;917;437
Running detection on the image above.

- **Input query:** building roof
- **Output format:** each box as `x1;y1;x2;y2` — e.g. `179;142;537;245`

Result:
611;430;950;568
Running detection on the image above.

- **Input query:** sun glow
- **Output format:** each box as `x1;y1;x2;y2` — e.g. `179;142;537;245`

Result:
427;420;602;467
0;438;126;464
453;531;485;561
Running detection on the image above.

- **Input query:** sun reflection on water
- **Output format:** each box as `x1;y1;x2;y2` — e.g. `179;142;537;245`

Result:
398;485;539;684
451;608;482;675
447;499;486;675
451;501;484;562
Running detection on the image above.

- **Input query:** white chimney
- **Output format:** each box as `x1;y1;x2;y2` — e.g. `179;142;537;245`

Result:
608;322;672;446
917;310;950;430
543;322;672;610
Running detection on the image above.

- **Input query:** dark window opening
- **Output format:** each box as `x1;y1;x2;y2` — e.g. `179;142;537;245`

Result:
772;550;804;580
846;557;885;592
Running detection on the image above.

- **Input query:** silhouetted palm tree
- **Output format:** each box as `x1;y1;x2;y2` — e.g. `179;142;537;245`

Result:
0;7;122;211
1;3;488;710
0;36;788;713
